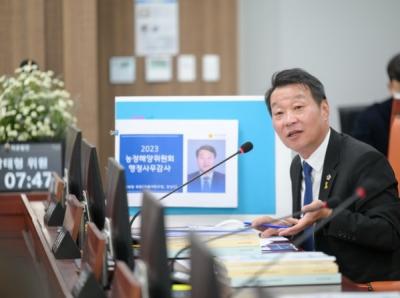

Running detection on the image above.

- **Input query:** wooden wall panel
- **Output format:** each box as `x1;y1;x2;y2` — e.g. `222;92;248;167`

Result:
97;0;237;172
0;0;237;178
0;0;46;74
63;0;99;147
0;0;63;74
44;0;64;75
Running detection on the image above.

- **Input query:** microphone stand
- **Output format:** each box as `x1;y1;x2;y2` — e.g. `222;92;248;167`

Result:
129;148;244;228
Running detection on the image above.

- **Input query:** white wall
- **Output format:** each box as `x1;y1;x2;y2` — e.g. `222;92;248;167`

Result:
238;0;400;130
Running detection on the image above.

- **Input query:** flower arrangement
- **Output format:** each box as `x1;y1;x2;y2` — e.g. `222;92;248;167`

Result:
0;64;76;142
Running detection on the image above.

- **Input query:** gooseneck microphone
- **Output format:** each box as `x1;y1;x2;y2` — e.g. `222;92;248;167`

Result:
129;141;254;228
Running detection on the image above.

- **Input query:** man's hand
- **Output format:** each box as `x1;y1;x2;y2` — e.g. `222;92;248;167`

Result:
251;216;298;238
279;200;333;237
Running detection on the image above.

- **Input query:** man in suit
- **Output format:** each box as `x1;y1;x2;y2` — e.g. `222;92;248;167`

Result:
187;145;225;193
252;68;400;283
351;53;400;156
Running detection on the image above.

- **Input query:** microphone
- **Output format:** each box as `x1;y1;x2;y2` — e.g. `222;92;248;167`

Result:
129;141;254;228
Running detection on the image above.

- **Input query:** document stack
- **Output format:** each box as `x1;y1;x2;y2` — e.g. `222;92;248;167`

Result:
217;251;341;287
166;227;260;258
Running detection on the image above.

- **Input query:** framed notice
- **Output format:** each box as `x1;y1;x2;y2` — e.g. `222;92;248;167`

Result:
135;0;179;56
115;119;238;208
0;143;62;192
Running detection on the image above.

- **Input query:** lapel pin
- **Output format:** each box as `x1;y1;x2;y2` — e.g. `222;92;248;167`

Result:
324;174;331;190
324;181;329;189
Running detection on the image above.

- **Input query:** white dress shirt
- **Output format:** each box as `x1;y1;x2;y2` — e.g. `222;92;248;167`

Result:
300;129;331;206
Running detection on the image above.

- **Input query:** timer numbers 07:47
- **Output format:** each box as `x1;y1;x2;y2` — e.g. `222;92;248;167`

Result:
3;171;52;190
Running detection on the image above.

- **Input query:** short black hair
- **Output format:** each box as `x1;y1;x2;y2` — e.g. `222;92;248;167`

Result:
196;145;216;157
264;68;327;115
387;53;400;81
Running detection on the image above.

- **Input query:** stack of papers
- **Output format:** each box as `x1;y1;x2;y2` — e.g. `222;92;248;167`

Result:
218;251;341;287
166;227;260;258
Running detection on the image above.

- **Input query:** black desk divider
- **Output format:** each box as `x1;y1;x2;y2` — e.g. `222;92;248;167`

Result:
52;227;81;259
44;172;66;226
44;201;65;226
52;194;84;259
72;264;106;298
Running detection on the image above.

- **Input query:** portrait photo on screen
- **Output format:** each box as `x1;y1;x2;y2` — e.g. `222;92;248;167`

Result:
187;139;226;193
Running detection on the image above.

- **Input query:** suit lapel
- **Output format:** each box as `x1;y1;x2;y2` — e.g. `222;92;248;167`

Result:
318;129;342;201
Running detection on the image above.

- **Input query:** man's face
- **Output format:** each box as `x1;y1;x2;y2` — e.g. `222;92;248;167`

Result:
196;149;216;173
270;83;330;159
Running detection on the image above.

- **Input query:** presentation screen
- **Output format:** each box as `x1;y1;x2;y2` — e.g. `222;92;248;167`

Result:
115;96;291;216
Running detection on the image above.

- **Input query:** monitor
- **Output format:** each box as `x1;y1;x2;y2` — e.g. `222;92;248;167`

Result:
81;139;106;231
140;191;171;298
114;96;292;218
108;158;135;270
64;125;83;201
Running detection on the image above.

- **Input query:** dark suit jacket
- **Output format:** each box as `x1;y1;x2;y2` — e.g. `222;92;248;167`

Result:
187;171;225;193
351;97;392;156
290;129;400;283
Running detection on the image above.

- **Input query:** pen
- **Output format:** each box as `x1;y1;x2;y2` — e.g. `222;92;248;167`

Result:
243;221;290;229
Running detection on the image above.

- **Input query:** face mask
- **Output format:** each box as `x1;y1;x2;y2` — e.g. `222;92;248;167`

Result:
393;92;400;100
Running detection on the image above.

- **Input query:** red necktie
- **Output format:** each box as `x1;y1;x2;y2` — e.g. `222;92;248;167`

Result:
388;98;400;193
390;98;400;125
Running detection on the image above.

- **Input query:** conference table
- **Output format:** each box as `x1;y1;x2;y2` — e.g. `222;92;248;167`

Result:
0;192;367;298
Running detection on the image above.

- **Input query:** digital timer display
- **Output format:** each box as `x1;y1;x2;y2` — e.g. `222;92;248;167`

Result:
0;143;62;192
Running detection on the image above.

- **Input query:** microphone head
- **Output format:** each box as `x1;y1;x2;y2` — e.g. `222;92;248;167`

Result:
355;187;367;199
356;179;379;200
239;141;253;154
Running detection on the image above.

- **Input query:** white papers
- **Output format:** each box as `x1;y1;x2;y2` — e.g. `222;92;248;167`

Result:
109;56;136;84
260;236;290;246
177;55;196;82
202;54;220;82
145;56;172;82
135;0;179;56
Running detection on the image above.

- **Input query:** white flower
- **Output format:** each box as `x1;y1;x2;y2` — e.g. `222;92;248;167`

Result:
6;110;17;116
22;107;30;115
0;65;75;141
8;130;18;137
